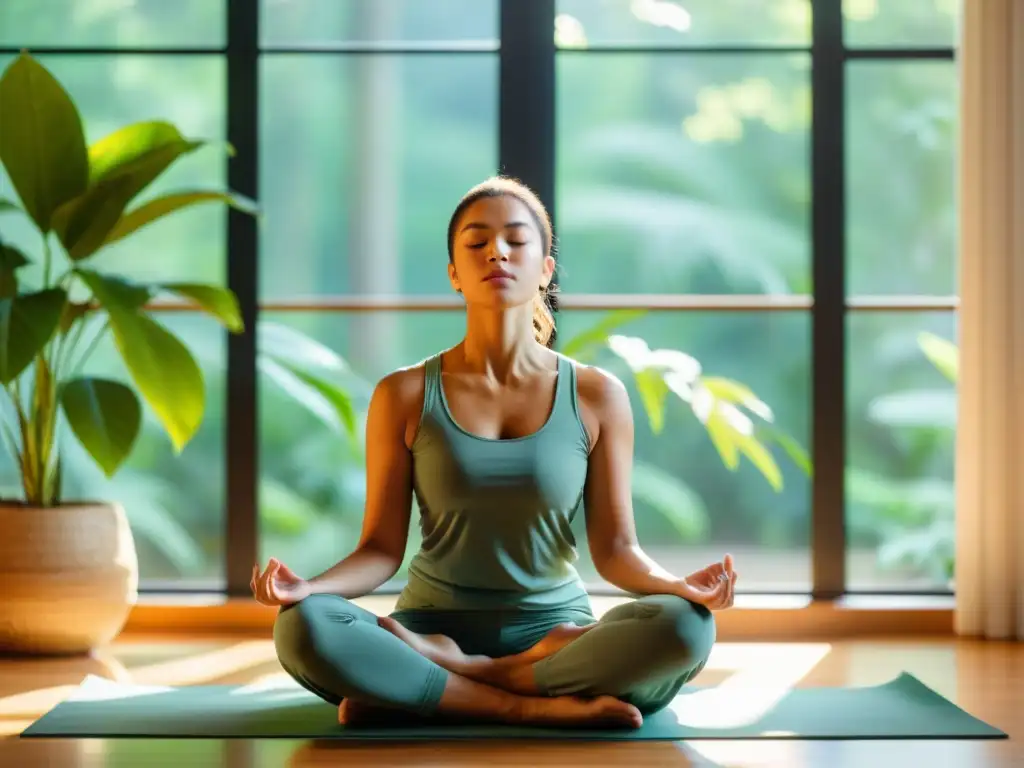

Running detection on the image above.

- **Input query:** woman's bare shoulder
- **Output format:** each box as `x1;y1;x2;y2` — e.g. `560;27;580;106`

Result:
369;356;437;445
561;356;633;447
570;359;630;412
375;361;426;398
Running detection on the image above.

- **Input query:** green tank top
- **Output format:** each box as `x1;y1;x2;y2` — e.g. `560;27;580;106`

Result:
395;352;592;612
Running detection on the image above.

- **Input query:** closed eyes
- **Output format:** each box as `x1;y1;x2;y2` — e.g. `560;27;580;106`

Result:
467;241;527;249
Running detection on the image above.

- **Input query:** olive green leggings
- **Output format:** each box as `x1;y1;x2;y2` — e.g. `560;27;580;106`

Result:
273;593;716;717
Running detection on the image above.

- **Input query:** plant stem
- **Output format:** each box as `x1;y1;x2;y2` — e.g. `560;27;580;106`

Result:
10;377;34;503
0;386;22;467
58;310;89;382
72;318;109;378
11;376;24;419
42;234;52;288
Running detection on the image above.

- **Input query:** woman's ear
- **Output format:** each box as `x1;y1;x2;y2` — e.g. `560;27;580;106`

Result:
540;254;556;289
448;262;461;293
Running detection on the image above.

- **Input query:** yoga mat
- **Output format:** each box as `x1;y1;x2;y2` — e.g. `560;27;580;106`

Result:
21;672;1006;741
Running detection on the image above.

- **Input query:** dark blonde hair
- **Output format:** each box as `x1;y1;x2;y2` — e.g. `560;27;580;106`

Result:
446;176;558;347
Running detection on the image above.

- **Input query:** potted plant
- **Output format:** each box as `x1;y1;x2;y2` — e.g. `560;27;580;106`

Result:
0;52;354;655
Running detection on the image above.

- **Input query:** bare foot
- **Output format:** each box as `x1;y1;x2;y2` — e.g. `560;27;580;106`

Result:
378;617;608;700
339;694;643;730
379;616;594;670
519;695;643;730
378;616;468;668
338;698;424;727
517;622;595;663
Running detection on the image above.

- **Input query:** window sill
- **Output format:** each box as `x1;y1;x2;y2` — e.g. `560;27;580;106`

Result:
122;593;955;640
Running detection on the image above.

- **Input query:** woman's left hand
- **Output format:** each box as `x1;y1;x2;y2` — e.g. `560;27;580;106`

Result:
676;553;737;611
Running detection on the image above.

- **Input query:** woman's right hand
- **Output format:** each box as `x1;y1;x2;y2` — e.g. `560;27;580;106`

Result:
251;558;312;607
677;553;737;611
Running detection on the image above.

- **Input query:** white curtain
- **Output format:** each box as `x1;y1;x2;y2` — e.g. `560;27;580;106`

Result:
954;0;1024;640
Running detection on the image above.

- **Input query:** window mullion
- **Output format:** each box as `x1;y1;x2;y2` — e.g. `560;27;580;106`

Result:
811;0;847;599
225;0;260;597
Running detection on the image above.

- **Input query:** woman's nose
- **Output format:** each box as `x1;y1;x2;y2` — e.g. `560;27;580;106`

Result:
489;239;511;260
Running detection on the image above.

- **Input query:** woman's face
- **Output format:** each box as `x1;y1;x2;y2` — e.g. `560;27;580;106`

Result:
449;195;554;309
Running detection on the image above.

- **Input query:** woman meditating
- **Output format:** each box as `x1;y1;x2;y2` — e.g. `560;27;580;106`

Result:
252;176;738;730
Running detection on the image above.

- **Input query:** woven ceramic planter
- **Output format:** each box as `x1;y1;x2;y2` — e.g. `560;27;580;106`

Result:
0;501;139;655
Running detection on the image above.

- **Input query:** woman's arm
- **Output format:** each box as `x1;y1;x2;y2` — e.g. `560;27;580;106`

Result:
304;367;420;599
578;366;691;597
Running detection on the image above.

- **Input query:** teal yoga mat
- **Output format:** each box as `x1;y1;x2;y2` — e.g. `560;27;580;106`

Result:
21;673;1006;741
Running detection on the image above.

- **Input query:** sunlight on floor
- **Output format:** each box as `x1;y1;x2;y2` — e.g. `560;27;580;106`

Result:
232;672;302;692
670;643;831;728
680;642;833;765
0;685;88;719
129;641;279;686
0;720;34;737
0;641;280;723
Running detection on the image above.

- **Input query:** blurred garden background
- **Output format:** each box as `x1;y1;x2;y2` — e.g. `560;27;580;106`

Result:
0;0;958;594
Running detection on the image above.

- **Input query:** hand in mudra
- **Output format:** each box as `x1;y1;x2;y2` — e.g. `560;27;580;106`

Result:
251;558;311;607
677;553;737;611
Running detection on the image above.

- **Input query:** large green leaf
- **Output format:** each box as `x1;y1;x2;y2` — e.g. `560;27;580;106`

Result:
77;270;204;452
701;376;773;421
50;174;140;260
736;434;784;491
0;242;29;270
0;242;30;298
705;410;740;469
75;269;152;310
160;283;242;333
87;120;202;186
0;53;89;232
258;356;358;439
258;321;351;373
634;369;669;434
0;288;67;384
60;377;142;477
288;365;357;440
701;400;784;489
103;190;258;246
51;121;206;260
116;313;204;452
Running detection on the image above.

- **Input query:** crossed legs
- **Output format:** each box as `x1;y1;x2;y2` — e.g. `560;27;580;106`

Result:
273;593;715;730
381;594;716;716
274;595;643;728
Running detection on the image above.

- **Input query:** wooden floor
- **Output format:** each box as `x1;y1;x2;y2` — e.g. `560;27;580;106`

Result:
0;633;1020;767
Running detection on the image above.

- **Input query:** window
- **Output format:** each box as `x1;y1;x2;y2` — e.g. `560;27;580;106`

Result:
1;0;958;597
